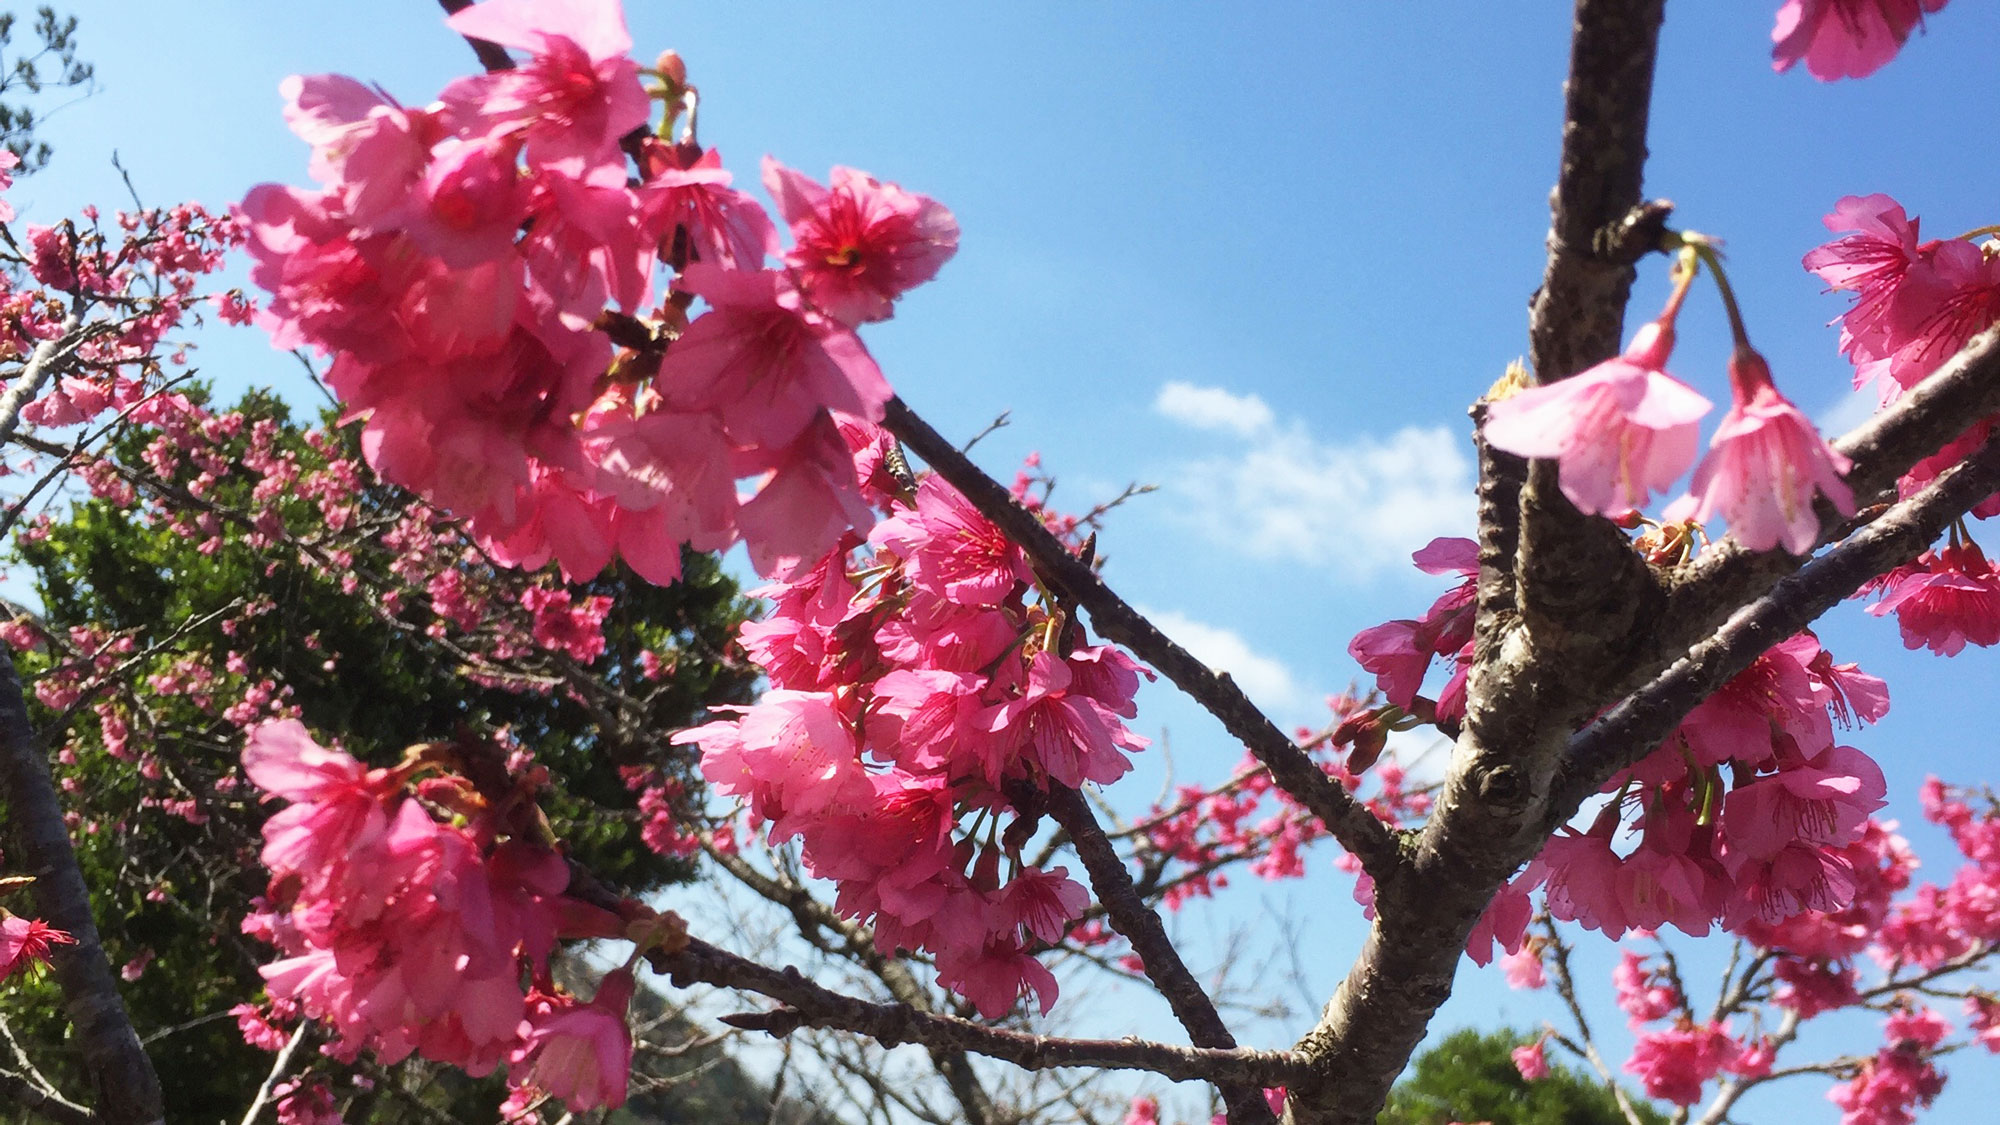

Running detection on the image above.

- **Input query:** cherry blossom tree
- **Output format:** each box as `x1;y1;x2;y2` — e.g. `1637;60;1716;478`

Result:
6;1;2000;1124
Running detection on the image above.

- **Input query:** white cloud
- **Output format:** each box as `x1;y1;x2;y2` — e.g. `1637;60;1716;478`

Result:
1154;388;1477;576
1139;607;1302;712
1153;381;1276;437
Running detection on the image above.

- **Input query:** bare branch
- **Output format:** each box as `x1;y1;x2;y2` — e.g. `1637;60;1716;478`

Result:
237;1023;309;1125
645;936;1311;1090
0;1073;97;1125
1045;786;1274;1125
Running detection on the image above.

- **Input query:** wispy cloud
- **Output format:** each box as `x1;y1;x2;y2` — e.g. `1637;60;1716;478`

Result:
1138;606;1304;713
1155;380;1276;437
1152;383;1476;578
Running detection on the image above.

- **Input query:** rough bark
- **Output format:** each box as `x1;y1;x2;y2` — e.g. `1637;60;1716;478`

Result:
0;653;163;1124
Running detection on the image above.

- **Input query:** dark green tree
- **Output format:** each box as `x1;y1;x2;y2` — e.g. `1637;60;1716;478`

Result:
0;386;775;1121
0;6;92;173
1379;1028;1666;1125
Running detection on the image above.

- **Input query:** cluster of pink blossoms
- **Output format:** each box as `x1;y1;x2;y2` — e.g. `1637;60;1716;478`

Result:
1351;544;1894;951
0;156;241;437
1509;777;2000;1114
677;441;1150;1017
1483;263;1855;556
239;719;647;1111
240;0;956;587
1805;193;2000;655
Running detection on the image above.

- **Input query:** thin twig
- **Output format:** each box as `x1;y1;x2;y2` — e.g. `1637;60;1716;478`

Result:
237;1022;309;1125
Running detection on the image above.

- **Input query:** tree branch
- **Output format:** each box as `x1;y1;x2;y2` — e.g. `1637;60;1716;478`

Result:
0;1074;98;1125
1555;426;2000;810
1287;5;1674;1121
0;304;84;449
1044;786;1274;1125
1657;322;2000;671
644;936;1310;1090
881;397;1404;885
0;652;162;1124
702;843;1002;1125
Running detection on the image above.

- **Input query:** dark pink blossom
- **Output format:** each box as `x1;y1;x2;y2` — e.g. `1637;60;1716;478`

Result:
443;0;648;178
658;265;891;449
1773;0;1947;81
1867;541;2000;655
764;158;959;326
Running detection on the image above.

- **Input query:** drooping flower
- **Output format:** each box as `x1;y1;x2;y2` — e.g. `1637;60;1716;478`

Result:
1512;1040;1550;1081
1772;0;1948;81
1624;1020;1744;1107
510;970;635;1111
1484;318;1711;516
1687;348;1855;555
1722;743;1888;859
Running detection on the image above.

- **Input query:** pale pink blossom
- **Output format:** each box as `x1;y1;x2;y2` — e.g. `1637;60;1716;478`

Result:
1484;320;1711;516
511;971;634;1111
1687;349;1855;555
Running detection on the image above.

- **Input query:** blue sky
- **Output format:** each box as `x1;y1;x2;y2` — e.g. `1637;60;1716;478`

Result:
18;0;2000;1116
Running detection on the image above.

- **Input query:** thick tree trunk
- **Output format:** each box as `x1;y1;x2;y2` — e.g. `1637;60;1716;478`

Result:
0;652;163;1124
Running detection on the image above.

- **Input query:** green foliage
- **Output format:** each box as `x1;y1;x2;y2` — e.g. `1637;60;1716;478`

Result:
0;386;762;1120
0;6;94;173
1379;1028;1666;1125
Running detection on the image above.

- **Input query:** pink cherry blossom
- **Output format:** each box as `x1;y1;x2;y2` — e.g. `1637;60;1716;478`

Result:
0;915;74;981
442;0;648;178
1804;193;1929;401
1687;348;1855;555
1870;236;2000;396
763;158;959;326
1772;0;1947;81
639;144;779;271
1484;319;1711;516
1623;1021;1743;1106
658;265;891;449
1867;541;2000;655
1723;743;1887;860
1512;1040;1550;1081
510;970;635;1111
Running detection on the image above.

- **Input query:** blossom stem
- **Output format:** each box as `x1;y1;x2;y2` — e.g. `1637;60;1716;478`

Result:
1952;224;2000;243
1685;238;1752;352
